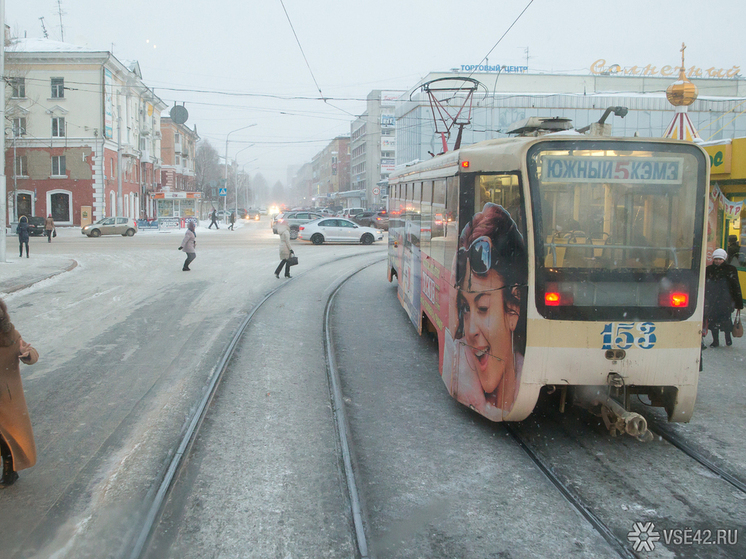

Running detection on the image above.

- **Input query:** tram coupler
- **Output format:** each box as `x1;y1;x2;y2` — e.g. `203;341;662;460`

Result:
572;386;653;442
601;397;653;442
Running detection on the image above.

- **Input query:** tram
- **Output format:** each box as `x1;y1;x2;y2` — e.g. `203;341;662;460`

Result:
387;132;709;438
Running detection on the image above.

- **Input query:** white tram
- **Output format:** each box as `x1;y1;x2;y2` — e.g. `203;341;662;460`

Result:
387;134;709;438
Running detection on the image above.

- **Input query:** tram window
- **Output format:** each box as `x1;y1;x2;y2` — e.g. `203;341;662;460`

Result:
421;181;433;256
527;141;707;320
476;174;524;235
431;179;447;264
444;176;459;268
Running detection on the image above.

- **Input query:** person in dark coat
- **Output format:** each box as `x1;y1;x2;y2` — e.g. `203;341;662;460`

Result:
16;216;30;258
727;235;740;265
178;221;197;271
228;212;236;231
208;208;219;229
705;248;744;347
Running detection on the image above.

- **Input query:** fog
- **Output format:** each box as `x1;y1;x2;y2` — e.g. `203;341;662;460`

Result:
7;0;745;185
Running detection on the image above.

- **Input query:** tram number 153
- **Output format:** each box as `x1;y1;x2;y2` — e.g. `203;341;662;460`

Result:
601;322;657;350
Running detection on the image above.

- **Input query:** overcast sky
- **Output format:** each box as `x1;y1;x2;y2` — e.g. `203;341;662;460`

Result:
7;0;746;185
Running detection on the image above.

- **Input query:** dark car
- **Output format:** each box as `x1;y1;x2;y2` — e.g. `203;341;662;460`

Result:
26;216;46;236
246;208;261;221
353;210;389;231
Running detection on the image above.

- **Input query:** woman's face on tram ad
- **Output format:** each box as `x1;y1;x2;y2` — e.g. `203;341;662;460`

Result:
452;202;527;413
458;262;519;394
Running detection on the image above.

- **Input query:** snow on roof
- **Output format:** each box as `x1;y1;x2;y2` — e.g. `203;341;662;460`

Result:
7;37;103;53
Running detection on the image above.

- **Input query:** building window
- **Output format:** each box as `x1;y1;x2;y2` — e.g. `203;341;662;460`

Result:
12;118;26;137
51;77;65;98
52;117;65;137
52;155;66;176
175;155;180;165
174;132;180;143
15;155;28;176
10;78;26;98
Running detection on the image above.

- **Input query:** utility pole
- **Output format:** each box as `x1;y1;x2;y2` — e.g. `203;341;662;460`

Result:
0;0;7;263
117;109;123;216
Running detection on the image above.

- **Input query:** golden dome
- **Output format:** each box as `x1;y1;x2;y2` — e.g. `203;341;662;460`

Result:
666;70;698;106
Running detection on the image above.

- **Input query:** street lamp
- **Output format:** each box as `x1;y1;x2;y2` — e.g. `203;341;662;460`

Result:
225;124;257;214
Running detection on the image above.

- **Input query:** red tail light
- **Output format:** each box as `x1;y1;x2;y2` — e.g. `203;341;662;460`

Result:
299;226;305;231
659;289;689;307
545;292;561;306
544;283;574;306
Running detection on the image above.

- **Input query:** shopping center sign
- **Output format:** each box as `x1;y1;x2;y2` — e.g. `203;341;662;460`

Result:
590;59;740;79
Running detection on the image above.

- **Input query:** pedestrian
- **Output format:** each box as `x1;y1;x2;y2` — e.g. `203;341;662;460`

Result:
0;298;38;487
705;248;743;347
44;214;55;243
208;208;219;229
16;216;30;258
229;211;235;231
178;221;197;271
274;220;294;278
727;235;740;265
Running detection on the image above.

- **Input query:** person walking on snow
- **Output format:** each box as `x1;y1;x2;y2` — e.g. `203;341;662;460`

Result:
178;221;197;271
229;211;236;231
274;220;294;278
44;215;55;243
16;216;30;258
208;209;219;230
705;248;743;347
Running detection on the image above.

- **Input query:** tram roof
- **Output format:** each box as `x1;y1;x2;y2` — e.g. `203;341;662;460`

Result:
388;134;703;183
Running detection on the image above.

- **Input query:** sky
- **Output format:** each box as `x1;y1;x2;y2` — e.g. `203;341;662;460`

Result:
6;0;746;186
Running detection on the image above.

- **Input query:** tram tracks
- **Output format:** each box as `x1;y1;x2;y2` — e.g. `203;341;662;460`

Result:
507;407;746;559
128;252;383;559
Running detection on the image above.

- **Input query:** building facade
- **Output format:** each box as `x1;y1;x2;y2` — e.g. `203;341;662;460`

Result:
350;90;402;208
395;71;746;165
4;38;166;225
158;116;198;195
310;136;350;206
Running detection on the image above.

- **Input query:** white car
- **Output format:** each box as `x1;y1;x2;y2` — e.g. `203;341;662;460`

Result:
297;217;384;245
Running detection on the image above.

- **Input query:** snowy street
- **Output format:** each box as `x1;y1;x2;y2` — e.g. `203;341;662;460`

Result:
1;219;745;558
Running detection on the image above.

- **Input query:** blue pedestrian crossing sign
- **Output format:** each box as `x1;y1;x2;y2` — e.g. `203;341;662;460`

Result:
218;187;227;197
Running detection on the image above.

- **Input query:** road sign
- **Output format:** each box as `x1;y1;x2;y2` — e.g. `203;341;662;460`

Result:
218;187;227;197
373;187;380;195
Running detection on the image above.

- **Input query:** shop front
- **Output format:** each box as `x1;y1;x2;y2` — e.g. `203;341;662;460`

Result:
703;138;746;302
152;191;201;230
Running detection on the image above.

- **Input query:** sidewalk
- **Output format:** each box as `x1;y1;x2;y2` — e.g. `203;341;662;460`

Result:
0;253;77;295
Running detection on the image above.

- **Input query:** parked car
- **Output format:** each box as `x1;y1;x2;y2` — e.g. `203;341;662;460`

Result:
297;217;384;245
26;216;47;236
352;210;389;231
82;217;138;237
272;211;324;238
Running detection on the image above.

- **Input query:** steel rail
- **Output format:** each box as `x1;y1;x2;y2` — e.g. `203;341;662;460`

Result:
505;424;639;559
128;250;385;559
322;258;386;559
648;423;746;495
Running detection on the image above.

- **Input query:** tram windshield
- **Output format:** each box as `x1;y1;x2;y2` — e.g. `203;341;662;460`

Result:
527;141;707;319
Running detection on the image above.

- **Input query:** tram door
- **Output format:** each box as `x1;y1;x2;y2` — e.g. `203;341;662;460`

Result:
401;182;422;330
446;173;528;420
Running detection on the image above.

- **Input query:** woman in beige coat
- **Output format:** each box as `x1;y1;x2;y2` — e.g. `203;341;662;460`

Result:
274;220;294;278
0;299;38;487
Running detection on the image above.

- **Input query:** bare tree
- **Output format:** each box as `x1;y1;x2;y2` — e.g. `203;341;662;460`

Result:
271;181;285;204
195;139;221;196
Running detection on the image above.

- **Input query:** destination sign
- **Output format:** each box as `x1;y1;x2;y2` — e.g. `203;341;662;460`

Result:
542;156;684;184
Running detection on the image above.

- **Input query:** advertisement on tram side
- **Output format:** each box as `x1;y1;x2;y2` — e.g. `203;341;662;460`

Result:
441;201;528;421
